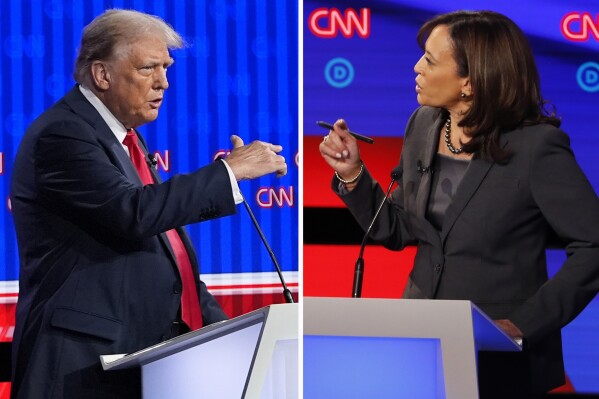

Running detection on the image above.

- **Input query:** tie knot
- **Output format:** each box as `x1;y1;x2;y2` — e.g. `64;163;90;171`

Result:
123;129;138;146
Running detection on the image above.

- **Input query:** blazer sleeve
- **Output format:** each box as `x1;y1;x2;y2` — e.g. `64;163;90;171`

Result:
332;109;421;249
333;164;416;249
509;127;599;344
34;119;237;239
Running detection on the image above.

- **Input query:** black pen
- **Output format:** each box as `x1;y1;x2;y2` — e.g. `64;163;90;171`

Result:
316;121;375;144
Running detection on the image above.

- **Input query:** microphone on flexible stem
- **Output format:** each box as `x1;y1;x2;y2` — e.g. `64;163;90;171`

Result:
215;155;294;303
417;160;429;174
147;153;157;168
352;166;401;298
241;192;294;304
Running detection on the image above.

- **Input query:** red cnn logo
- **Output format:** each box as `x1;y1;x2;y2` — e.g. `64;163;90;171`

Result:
256;187;294;208
308;8;371;39
213;150;231;162
561;12;599;42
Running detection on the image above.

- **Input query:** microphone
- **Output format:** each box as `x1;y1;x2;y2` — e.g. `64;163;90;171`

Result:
147;153;157;168
417;160;430;174
352;166;401;298
241;192;294;303
215;154;293;303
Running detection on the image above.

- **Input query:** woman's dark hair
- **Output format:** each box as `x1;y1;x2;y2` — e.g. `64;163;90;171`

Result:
417;11;560;162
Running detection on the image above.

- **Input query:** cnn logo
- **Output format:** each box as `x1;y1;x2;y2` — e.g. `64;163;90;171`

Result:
256;187;294;208
308;8;371;39
561;12;599;42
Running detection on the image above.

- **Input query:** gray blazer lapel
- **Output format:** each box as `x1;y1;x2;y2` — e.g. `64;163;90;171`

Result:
415;115;443;218
440;135;509;245
439;157;493;245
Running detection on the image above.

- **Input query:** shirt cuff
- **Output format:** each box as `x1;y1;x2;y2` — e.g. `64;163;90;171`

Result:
221;159;243;205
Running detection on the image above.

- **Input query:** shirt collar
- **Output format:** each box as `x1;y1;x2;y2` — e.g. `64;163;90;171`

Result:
78;84;128;146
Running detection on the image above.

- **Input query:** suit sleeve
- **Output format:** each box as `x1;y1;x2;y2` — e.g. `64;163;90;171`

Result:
34;120;237;239
510;128;599;344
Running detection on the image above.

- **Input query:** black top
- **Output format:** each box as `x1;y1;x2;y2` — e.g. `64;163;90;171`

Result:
426;153;470;230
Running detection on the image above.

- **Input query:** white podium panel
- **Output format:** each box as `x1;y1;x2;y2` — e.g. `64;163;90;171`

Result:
102;303;297;399
143;322;263;398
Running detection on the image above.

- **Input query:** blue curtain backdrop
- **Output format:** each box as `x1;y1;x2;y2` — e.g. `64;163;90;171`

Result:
0;1;298;285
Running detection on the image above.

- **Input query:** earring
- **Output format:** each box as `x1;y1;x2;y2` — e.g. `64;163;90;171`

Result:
460;92;466;98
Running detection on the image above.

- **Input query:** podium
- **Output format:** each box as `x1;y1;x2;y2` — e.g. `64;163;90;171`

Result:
304;297;521;399
101;303;297;399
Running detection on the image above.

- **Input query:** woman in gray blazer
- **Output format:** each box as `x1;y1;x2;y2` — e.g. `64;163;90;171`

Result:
319;10;599;398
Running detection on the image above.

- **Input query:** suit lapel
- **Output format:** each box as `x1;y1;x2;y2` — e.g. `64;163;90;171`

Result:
134;131;181;269
62;86;143;186
415;114;444;219
108;135;144;186
439;157;493;245
63;86;179;269
439;134;509;245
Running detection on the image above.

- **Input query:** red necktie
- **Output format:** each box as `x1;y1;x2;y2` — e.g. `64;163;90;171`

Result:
123;129;203;330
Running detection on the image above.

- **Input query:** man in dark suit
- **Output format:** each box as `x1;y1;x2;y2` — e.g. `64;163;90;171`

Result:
10;9;287;399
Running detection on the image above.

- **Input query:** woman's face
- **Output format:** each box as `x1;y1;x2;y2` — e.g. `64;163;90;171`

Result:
414;25;469;112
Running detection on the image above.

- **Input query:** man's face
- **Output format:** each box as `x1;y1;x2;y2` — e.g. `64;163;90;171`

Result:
103;35;174;129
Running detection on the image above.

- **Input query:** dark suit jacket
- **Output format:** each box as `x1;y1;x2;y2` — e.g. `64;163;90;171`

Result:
10;86;235;398
337;106;599;394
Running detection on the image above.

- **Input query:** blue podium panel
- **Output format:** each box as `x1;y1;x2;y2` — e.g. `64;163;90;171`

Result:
304;335;445;399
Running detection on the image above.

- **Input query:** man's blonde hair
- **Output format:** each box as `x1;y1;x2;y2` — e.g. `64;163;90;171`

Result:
74;9;184;84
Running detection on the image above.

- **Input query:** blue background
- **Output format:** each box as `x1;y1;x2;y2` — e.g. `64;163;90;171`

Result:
0;2;297;286
304;0;599;393
305;335;444;398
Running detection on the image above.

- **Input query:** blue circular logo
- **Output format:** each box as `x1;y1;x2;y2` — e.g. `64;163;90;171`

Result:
324;57;354;89
576;62;599;93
